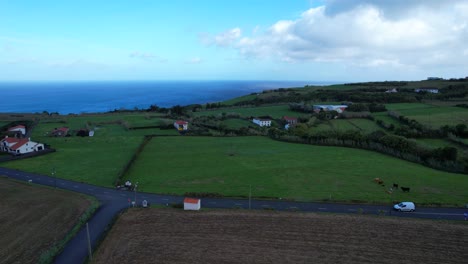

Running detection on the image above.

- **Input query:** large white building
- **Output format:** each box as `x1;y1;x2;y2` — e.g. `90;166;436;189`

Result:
253;118;272;127
313;105;348;113
0;136;44;155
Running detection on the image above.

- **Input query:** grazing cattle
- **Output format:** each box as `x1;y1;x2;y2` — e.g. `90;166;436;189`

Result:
401;187;410;192
393;183;398;188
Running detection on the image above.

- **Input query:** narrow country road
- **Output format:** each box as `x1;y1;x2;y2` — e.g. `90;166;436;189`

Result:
0;167;467;264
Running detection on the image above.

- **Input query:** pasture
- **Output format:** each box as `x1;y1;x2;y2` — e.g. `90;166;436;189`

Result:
0;177;93;263
194;105;300;119
124;136;468;206
93;208;468;264
384;103;468;127
1;113;170;187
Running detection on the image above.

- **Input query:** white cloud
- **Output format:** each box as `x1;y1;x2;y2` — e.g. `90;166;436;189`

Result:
185;57;202;64
209;1;468;71
199;28;242;47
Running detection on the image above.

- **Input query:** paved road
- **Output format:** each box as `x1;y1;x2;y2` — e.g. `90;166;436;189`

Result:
1;167;467;264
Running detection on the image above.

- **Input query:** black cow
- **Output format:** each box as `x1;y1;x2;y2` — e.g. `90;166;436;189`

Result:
393;183;399;189
401;187;410;192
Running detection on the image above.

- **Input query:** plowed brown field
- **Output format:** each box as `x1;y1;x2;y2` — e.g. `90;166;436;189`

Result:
0;177;91;264
93;209;468;264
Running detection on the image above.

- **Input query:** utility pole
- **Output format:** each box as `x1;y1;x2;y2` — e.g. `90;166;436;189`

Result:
86;222;92;261
52;167;56;189
249;184;252;210
134;181;139;206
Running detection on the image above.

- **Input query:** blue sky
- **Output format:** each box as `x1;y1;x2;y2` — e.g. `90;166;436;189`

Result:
1;0;467;82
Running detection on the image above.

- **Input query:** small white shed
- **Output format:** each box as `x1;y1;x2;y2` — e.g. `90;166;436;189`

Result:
184;197;201;211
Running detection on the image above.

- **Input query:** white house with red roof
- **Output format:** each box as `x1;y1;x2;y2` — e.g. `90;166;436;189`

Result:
8;125;26;135
183;197;201;211
174;120;188;131
0;136;44;155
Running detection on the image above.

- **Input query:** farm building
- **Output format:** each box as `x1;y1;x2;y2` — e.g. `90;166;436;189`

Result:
8;125;26;136
174;120;188;131
0;136;44;155
184;198;201;211
385;88;398;93
283;116;298;125
313;105;348;113
415;88;439;94
253;118;271;127
51;127;69;137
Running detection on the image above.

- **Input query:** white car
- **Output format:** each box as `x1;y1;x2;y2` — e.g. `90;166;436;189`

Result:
393;202;415;212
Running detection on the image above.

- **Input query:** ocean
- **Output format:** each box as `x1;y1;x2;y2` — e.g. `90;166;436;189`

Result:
0;80;331;114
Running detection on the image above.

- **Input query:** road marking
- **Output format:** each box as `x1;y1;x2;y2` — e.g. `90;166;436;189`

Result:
88;188;94;191
347;209;357;211
73;185;79;188
318;207;327;210
120;194;127;197
61;183;65;185
104;192;109;194
162;198;169;201
49;180;53;183
234;203;243;206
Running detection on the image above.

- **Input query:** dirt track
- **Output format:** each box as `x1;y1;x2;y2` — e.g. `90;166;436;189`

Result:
93;208;468;264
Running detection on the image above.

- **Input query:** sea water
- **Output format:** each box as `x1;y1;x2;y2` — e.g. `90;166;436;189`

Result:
0;80;331;114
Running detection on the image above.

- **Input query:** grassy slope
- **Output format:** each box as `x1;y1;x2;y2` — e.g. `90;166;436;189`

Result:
0;177;91;263
125;136;468;205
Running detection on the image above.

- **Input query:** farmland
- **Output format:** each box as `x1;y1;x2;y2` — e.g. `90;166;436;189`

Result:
92;208;468;264
194;104;301;118
0;177;93;263
124;136;468;206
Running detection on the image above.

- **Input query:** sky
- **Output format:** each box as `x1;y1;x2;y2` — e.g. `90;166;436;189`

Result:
1;0;468;82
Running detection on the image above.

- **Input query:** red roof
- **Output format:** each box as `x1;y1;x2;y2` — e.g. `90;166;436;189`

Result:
2;137;20;144
53;127;69;133
175;120;188;125
283;116;297;121
8;125;25;131
10;139;29;150
184;197;200;204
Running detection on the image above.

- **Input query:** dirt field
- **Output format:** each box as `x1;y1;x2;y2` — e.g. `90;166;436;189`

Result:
93;208;468;264
0;177;91;264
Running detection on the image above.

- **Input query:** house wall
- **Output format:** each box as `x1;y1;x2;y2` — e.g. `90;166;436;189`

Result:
184;202;201;210
253;119;271;127
9;128;26;135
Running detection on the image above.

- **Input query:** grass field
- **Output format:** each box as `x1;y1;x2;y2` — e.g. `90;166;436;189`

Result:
92;208;468;264
195;105;301;119
385;103;468;127
0;177;92;263
2;114;151;186
124;136;468;206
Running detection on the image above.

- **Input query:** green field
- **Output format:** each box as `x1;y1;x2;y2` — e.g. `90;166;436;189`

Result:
195;105;301;119
1;114;167;186
385;103;468;127
124;136;468;206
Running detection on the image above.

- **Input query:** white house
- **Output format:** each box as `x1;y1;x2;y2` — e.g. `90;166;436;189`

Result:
385;88;398;93
0;136;44;155
253;118;271;127
184;197;201;211
8;125;26;135
174;120;188;131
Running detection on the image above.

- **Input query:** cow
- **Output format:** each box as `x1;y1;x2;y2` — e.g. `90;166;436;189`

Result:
401;187;410;192
393;183;398;189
